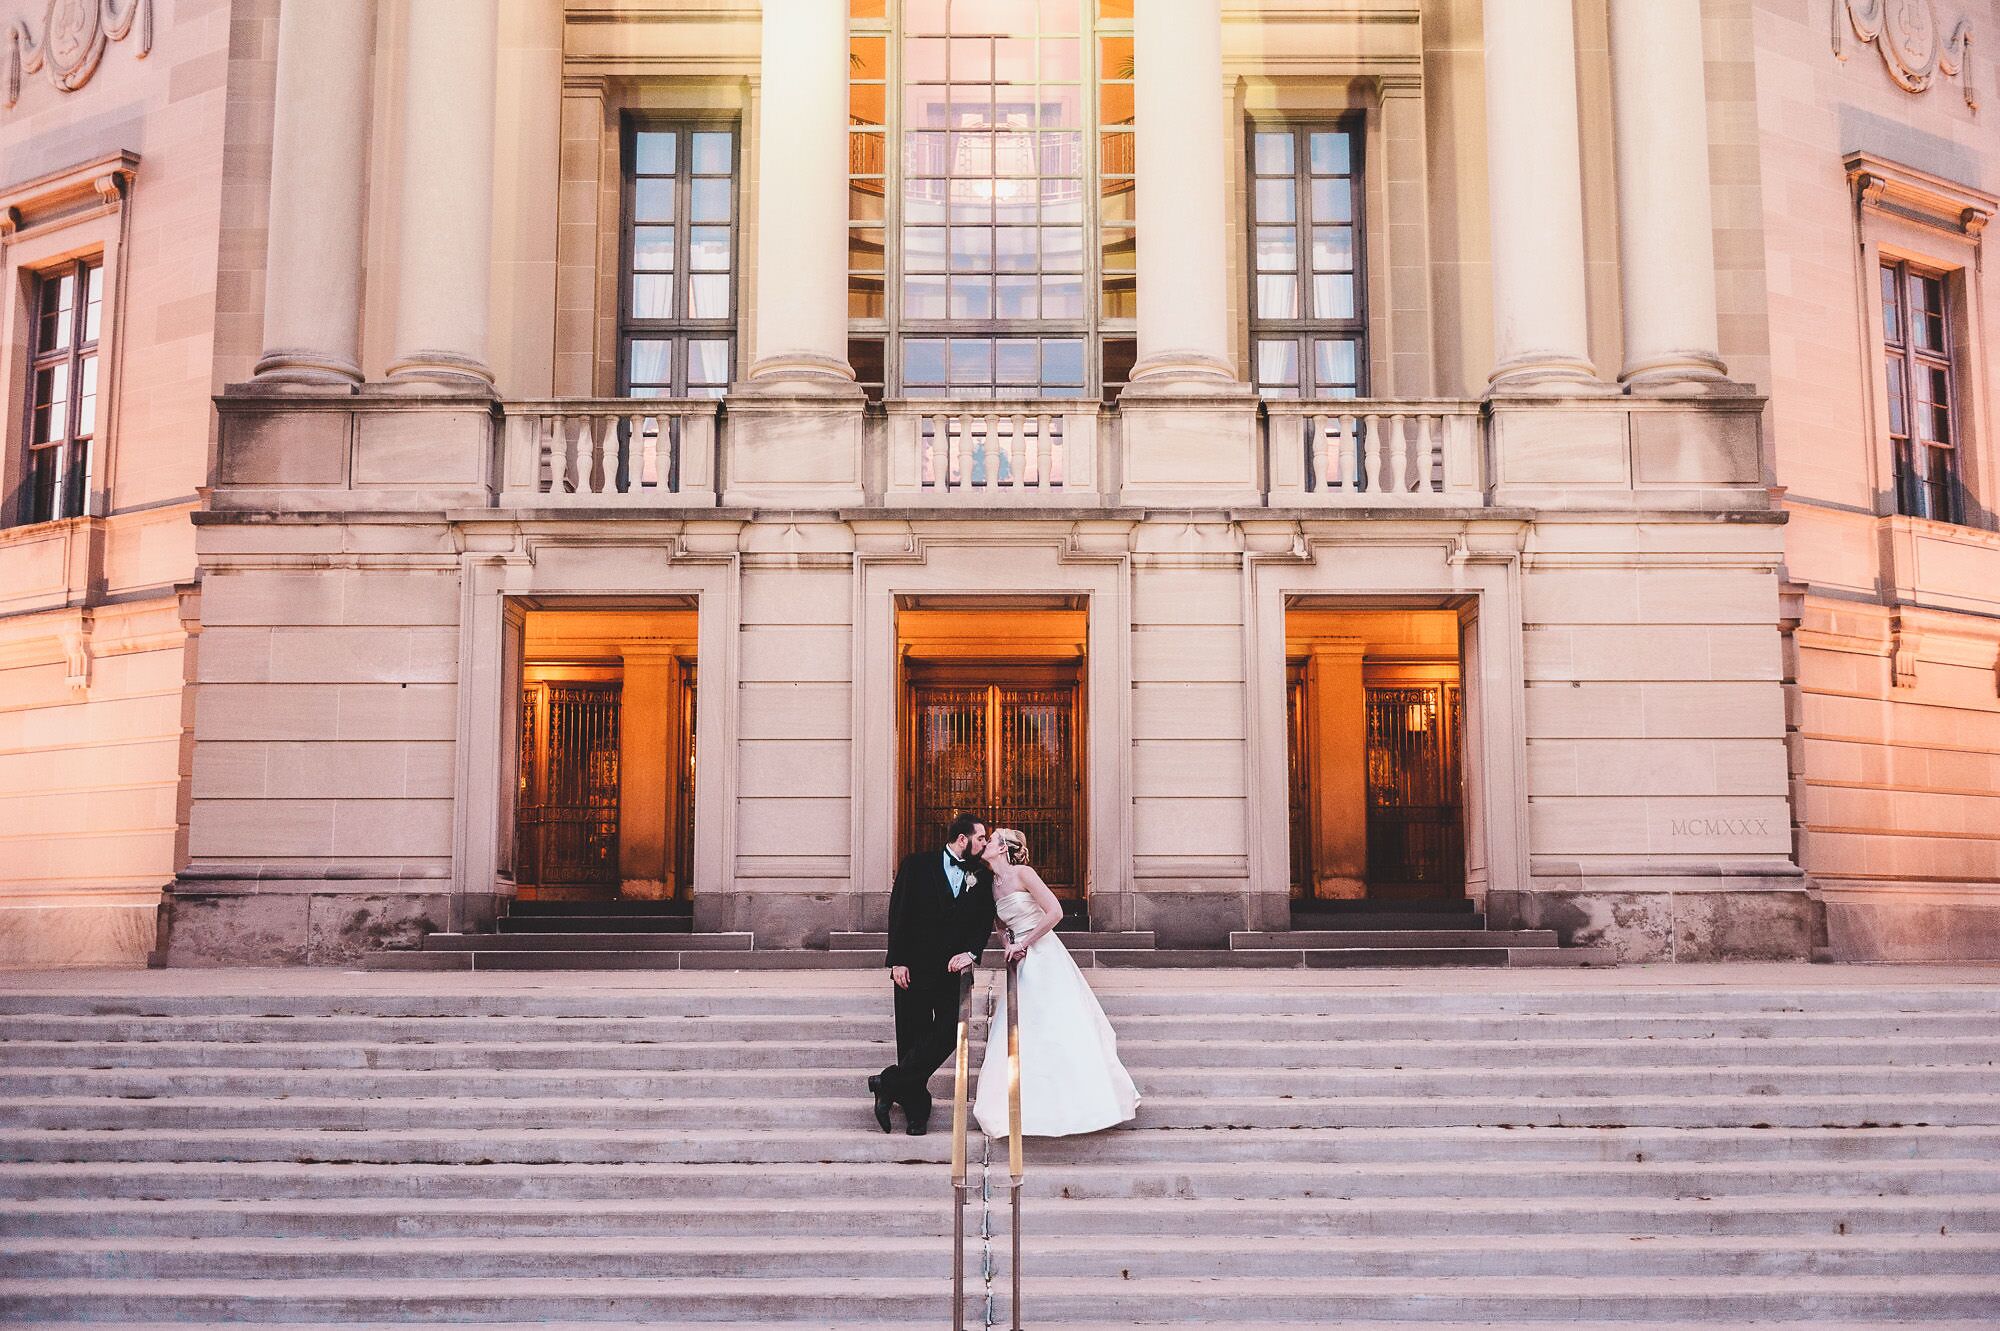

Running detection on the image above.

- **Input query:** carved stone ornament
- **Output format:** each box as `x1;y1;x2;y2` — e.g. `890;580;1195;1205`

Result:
4;0;152;111
1834;0;1978;111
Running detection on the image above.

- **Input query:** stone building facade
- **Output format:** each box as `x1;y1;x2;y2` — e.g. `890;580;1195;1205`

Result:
0;0;1993;967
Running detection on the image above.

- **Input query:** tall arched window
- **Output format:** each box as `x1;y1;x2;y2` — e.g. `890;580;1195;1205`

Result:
849;0;1134;401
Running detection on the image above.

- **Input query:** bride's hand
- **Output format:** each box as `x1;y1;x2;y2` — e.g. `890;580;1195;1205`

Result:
1004;940;1029;962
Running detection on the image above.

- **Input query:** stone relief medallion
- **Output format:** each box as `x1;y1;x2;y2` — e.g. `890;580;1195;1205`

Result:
1835;0;1978;109
43;0;108;92
3;0;150;111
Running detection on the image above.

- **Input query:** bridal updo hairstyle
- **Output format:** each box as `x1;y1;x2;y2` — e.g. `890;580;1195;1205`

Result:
993;828;1031;867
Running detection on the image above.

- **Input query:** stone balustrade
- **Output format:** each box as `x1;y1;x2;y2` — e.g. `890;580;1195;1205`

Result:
882;399;1107;506
499;399;720;507
1265;399;1486;507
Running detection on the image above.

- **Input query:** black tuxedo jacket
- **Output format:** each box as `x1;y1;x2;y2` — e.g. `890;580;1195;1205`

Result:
884;848;997;977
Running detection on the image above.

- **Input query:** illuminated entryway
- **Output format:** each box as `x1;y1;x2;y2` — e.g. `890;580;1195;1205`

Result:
896;601;1088;903
1285;607;1466;904
513;608;698;902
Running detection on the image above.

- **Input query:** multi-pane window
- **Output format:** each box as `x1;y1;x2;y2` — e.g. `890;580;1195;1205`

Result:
848;0;1134;400
20;258;103;525
621;124;738;398
1248;121;1364;399
1881;259;1959;524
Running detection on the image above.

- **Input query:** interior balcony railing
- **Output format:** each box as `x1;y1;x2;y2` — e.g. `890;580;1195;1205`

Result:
1264;398;1486;506
493;394;1490;510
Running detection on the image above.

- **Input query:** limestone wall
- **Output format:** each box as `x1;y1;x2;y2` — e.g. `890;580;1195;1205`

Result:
1749;0;2000;959
0;0;260;965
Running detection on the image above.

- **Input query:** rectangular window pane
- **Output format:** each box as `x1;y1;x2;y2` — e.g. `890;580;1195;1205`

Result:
1254;131;1294;175
905;338;948;386
1314;338;1358;389
688;227;732;272
997;275;1038;317
689;179;732;223
1880;264;1900;345
635;131;677;174
687;273;731;318
905;275;949;318
1257;339;1299;388
996;338;1038;385
631;274;675;320
1309;131;1351;175
1310;177;1353;223
949;276;994;318
1312;226;1353;273
1041;337;1085;387
632;227;676;271
1312;273;1355;319
77;355;98;438
1257;274;1298;319
687;339;731;387
949;337;993;384
634;179;676;224
1256;227;1296;272
1884;356;1907;438
629;340;672;386
1255;179;1296;224
1041;275;1083;318
1914;274;1947;354
84;265;103;343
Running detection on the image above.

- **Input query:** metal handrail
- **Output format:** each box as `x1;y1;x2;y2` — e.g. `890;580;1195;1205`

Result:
947;950;1027;1331
949;966;975;1330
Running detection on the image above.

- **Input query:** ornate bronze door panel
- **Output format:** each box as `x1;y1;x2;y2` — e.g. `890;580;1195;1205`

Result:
1364;684;1464;892
1285;660;1313;899
517;681;621;887
674;667;698;897
904;665;1084;898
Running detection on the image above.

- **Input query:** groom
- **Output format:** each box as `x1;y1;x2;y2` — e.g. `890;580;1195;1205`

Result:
870;812;998;1135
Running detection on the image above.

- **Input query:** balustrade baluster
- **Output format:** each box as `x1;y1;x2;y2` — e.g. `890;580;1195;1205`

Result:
920;416;938;488
1048;416;1065;487
947;417;964;489
1361;414;1385;493
1307;416;1329;493
635;415;660;492
1386;413;1409;494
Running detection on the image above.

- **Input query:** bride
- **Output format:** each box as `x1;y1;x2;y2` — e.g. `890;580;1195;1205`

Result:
972;828;1139;1138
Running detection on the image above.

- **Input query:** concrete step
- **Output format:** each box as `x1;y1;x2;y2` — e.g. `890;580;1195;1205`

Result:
10;1193;1997;1241
420;932;754;952
4;1274;1997;1322
506;899;693;916
5;988;1996;1017
497;916;695;933
1290;911;1489;930
12;1232;1999;1282
5;1055;1994;1100
1233;929;1562;949
10;1156;1993;1203
7;1087;1992;1143
828;930;1156;951
6;1029;1998;1068
365;949;887;971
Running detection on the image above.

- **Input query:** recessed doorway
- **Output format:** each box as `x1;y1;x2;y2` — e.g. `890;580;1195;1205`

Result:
897;602;1088;906
513;608;698;903
1286;607;1467;904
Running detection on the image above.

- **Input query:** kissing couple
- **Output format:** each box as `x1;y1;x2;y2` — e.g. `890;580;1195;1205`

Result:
867;813;1139;1138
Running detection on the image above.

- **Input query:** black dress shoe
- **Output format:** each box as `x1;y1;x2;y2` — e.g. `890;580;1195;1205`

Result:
906;1115;929;1137
867;1073;883;1094
873;1089;894;1134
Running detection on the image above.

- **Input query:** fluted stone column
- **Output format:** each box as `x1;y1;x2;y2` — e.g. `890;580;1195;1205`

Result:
1608;0;1730;387
1483;0;1598;390
253;0;376;386
743;0;854;390
1127;0;1238;388
386;0;499;387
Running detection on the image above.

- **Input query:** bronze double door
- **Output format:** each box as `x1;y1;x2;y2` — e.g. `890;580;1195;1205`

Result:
1287;670;1465;898
515;670;697;895
902;662;1085;898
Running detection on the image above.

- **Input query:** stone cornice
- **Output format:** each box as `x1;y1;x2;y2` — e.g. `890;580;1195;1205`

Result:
1846;150;1996;237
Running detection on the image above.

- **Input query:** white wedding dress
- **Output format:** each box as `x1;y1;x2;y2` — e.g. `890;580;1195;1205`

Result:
973;888;1140;1138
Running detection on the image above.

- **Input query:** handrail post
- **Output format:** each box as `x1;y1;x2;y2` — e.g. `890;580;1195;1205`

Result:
1006;954;1023;1331
949;966;974;1331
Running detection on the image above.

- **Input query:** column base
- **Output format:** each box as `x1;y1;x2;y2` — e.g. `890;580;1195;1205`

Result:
385;350;496;391
1126;350;1242;393
1487;353;1616;397
250;351;364;387
742;352;861;397
1622;353;1755;396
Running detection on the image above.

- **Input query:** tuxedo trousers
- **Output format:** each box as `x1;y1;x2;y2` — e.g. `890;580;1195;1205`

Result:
883;969;964;1120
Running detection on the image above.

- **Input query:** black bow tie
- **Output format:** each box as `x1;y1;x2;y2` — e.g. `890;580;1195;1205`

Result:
947;854;967;867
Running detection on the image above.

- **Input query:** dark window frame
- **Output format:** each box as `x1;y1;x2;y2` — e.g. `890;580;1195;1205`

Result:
1246;114;1369;401
618;116;742;399
1880;256;1961;525
18;256;103;527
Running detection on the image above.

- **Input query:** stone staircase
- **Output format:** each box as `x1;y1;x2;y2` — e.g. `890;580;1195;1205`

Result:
2;972;1999;1325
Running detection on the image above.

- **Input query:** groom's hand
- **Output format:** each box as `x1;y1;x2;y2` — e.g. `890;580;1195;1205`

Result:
946;951;976;973
891;965;910;989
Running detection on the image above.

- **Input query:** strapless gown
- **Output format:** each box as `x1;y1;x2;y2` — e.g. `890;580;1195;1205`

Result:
973;889;1140;1138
